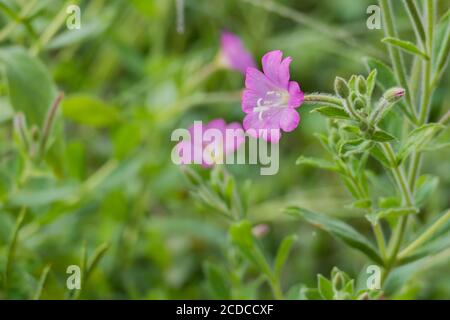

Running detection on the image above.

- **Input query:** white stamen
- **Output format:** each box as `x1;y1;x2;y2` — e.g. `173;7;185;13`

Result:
253;91;289;120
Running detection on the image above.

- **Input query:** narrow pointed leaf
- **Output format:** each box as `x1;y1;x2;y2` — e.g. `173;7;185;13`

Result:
382;37;429;60
285;207;383;265
370;129;396;142
311;106;351;119
274;235;297;277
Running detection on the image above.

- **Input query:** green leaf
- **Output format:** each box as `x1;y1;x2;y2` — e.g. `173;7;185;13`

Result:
61;94;120;127
292;285;322;300
311;106;351;119
341;124;360;135
33;264;51;300
4;208;27;290
0;47;57;126
378;196;401;209
8;181;77;207
203;262;231;299
348;199;372;209
364;57;397;90
85;242;110;281
338;139;372;157
317;275;334;300
414;175;439;208
274;235;297;277
285;207;383;265
343;280;355;296
375;207;419;220
366;69;377;99
229;221;272;278
48;19;108;50
296;156;340;172
397;123;445;162
370;129;396;142
370;144;392;168
113;123;142;159
382;37;429;60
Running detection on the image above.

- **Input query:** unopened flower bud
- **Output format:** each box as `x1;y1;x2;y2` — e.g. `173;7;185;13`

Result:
354;97;365;110
252;224;269;238
332;272;345;291
357;76;367;95
383;87;405;103
348;75;357;90
334;77;350;99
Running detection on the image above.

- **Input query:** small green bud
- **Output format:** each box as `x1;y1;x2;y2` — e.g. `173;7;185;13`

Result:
354;97;365;110
357;76;367;94
332;272;345;291
383;87;405;103
348;75;357;91
334;77;350;99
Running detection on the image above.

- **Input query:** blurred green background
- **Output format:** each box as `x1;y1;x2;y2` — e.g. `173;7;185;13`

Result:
0;0;449;299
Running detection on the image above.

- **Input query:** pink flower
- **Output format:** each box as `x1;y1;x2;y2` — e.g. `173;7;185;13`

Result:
242;50;304;142
219;31;256;74
175;119;245;167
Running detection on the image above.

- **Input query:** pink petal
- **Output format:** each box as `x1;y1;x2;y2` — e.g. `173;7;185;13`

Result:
288;81;304;108
243;68;277;113
243;109;282;142
261;50;291;89
224;122;245;154
279;108;300;132
206;118;227;132
220;31;256;74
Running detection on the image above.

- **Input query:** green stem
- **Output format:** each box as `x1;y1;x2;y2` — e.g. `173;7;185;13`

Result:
373;222;388;261
268;276;284;300
381;143;414;206
303;94;343;107
431;21;450;87
184;61;221;93
0;1;37;39
399;210;450;259
379;0;417;121
4;207;27;294
408;0;436;191
379;143;414;270
31;0;79;55
403;0;426;49
38;92;64;158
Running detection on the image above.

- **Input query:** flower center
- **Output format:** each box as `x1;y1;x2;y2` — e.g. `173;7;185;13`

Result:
254;90;289;120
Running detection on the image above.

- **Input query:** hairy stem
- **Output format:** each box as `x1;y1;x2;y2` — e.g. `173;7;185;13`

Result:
303;94;343;107
408;0;436;191
379;0;417;121
380;143;414;271
403;0;426;49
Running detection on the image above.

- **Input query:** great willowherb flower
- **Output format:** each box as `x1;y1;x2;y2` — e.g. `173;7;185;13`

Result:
218;31;256;74
242;50;304;142
175;119;245;167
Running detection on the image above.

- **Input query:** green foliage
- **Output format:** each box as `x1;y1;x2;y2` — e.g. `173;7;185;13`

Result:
0;0;448;300
301;267;382;300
